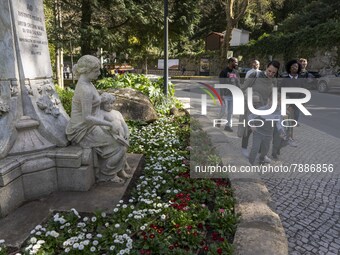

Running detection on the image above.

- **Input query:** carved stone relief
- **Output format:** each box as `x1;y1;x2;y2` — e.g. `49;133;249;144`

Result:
24;79;33;96
36;79;61;118
0;81;10;117
0;99;9;117
10;79;19;96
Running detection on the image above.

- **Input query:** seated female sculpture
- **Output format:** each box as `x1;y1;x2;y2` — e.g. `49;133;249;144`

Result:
66;55;131;183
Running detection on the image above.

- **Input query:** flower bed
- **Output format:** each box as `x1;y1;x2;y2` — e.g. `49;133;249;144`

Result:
0;116;237;255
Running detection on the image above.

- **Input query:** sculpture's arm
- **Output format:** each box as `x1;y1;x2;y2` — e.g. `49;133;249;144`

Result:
121;119;130;139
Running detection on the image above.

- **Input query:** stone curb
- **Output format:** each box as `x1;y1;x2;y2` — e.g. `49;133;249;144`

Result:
194;115;289;255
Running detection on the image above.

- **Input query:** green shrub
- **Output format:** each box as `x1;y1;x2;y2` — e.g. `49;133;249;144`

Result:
55;85;74;116
95;73;180;115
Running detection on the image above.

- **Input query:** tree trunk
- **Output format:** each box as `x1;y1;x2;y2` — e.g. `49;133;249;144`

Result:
80;0;92;55
144;57;148;74
221;22;233;64
220;0;249;67
54;0;64;88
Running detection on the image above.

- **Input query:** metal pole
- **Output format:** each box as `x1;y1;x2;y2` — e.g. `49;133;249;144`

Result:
58;0;64;88
54;0;64;88
163;0;168;96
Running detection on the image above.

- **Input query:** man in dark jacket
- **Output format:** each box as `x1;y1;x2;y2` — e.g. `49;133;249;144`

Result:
218;57;240;132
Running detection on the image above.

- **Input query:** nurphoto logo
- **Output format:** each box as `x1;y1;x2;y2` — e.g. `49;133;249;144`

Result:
200;85;312;128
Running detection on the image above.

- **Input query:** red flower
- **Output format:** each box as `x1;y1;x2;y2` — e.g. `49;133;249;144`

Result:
212;232;219;237
212;232;219;240
169;245;174;250
217;248;223;254
186;225;192;230
203;246;209;251
149;234;155;239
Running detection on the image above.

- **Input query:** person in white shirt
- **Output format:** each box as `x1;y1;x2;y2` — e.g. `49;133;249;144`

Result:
245;59;260;78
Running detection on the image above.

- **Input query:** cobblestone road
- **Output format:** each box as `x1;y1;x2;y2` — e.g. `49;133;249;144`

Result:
260;123;340;255
175;81;339;254
215;117;340;255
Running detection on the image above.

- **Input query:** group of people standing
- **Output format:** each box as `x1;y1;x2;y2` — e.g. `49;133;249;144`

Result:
218;57;313;165
63;65;71;79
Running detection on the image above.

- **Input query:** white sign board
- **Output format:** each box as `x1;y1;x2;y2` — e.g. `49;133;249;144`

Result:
158;59;179;70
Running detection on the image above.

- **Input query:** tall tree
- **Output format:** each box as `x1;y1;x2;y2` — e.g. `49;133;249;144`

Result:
240;0;284;39
118;1;164;70
80;0;93;55
194;0;226;40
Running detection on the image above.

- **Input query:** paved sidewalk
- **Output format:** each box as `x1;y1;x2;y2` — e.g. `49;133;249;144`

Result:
175;84;339;254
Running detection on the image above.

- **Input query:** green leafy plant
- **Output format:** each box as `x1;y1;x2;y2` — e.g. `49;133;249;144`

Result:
55;86;74;116
0;240;7;255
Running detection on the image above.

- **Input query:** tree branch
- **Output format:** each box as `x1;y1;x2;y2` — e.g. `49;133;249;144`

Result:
234;0;249;22
107;18;130;30
225;0;234;22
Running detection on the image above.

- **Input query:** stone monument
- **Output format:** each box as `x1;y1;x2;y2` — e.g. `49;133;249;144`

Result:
0;0;95;217
0;0;69;156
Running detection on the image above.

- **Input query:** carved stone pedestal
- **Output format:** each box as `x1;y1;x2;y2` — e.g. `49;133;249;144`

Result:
0;153;144;249
0;146;95;217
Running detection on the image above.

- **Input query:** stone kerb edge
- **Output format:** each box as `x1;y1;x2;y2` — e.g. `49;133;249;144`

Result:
194;115;288;255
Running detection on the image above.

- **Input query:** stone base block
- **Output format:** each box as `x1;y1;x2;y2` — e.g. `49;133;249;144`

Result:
57;165;95;191
22;168;57;200
0;177;24;217
55;146;83;168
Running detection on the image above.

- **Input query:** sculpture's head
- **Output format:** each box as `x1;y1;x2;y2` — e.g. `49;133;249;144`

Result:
100;92;116;112
73;55;101;80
